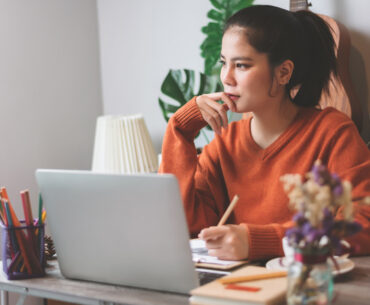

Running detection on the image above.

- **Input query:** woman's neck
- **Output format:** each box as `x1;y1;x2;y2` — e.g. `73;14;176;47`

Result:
250;97;299;149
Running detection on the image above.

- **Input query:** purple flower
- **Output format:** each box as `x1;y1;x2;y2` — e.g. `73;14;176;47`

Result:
331;173;343;196
293;212;306;225
312;162;331;186
332;184;343;197
286;227;304;245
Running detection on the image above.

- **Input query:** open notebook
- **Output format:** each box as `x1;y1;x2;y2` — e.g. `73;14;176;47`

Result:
36;170;243;294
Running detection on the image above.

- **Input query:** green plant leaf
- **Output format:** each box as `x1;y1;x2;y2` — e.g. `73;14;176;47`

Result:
160;70;191;105
210;0;225;10
201;0;254;75
205;56;220;75
201;23;222;34
207;9;224;22
200;35;220;50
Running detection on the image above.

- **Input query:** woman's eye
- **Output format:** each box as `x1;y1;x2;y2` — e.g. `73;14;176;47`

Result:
219;59;226;66
236;63;250;69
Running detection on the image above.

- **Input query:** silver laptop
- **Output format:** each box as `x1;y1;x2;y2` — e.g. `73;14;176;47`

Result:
35;169;225;294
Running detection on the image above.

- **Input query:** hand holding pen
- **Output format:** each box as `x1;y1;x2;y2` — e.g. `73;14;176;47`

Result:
198;195;249;261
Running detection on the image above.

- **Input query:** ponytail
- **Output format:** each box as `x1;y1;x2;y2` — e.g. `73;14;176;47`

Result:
224;5;337;107
290;10;337;107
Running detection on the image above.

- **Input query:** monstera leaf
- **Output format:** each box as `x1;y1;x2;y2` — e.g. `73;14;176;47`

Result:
201;0;254;75
158;69;223;136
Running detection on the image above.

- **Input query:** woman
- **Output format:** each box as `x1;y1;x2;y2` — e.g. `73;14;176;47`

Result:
159;5;370;261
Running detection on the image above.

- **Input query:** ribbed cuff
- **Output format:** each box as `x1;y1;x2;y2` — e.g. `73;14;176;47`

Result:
245;223;284;260
173;97;207;132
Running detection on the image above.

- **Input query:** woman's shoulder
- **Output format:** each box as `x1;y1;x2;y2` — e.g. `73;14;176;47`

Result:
304;106;355;129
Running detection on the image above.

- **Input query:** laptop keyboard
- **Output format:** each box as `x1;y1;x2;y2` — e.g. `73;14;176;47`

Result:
196;269;229;286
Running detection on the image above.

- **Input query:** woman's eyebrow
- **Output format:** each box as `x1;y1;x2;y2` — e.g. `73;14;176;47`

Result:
220;54;253;62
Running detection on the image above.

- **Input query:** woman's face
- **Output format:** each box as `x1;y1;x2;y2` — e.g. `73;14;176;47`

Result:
220;27;277;113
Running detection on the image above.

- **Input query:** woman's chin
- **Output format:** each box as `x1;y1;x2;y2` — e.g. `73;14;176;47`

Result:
234;106;250;114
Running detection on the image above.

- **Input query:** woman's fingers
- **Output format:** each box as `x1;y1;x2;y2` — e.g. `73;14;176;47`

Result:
198;226;226;241
206;92;237;112
196;92;236;135
198;225;249;260
205;107;223;135
206;103;228;135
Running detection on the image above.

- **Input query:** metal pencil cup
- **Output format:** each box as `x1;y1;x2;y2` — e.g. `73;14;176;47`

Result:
1;221;45;279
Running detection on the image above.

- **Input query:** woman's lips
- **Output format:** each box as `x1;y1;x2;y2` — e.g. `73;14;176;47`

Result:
226;93;240;101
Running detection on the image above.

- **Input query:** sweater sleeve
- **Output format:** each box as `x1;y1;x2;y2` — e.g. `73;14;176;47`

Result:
242;222;290;260
159;98;229;236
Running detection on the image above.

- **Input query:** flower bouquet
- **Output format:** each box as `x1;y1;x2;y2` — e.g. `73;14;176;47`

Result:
280;160;369;305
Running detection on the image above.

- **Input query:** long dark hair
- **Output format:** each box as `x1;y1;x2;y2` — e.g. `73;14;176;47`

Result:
224;5;337;107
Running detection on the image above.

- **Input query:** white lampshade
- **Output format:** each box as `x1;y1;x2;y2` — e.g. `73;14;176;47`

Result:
92;114;158;174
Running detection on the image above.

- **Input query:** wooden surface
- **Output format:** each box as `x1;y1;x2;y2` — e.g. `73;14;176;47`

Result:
0;257;369;305
332;256;370;305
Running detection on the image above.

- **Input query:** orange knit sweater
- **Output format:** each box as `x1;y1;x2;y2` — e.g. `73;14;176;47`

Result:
159;97;370;260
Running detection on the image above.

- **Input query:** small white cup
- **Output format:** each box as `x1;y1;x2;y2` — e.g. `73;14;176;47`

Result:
282;236;295;265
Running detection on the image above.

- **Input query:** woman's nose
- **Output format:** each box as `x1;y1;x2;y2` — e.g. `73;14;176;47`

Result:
221;66;236;87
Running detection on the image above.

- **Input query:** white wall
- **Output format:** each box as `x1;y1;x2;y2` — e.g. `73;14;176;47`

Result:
1;1;102;302
97;0;370;151
97;0;210;150
0;0;102;225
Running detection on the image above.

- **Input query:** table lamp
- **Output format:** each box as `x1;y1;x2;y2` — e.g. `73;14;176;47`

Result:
92;114;158;174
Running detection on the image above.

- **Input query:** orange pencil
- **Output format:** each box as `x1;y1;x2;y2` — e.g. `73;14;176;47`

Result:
20;190;39;257
0;198;8;226
20;190;34;226
218;271;287;285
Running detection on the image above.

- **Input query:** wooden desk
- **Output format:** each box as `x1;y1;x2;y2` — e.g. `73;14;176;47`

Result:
331;256;370;305
0;257;369;305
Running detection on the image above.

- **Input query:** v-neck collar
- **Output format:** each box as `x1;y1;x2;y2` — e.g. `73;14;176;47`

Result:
246;107;316;160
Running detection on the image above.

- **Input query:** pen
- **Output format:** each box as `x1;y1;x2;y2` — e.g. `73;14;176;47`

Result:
225;283;261;292
218;271;287;284
217;194;239;226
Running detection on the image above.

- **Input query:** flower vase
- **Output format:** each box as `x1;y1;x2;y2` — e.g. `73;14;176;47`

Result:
287;251;333;305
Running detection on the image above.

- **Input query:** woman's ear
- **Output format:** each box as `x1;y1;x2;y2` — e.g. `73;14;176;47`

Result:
275;59;294;85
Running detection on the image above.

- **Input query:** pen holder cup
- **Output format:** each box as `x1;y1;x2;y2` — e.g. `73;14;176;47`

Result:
1;221;46;279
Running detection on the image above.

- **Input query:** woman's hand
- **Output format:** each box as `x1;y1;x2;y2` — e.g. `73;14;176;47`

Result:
198;224;249;260
196;92;236;135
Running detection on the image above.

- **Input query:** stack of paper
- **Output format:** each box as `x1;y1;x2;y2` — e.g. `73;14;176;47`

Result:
92;114;158;174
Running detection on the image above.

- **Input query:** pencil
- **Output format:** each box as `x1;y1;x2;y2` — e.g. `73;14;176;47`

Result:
218;271;287;284
20;190;34;226
38;193;43;224
217;194;239;226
